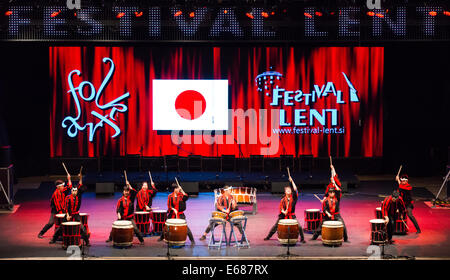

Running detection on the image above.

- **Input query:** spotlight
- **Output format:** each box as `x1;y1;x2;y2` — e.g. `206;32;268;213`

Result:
116;12;125;19
443;11;450;16
429;11;437;16
189;11;195;18
375;13;384;18
304;12;312;18
223;10;228;14
135;11;143;17
245;12;254;19
174;10;182;17
261;11;269;18
367;11;375;17
315;11;323;17
4;11;12;16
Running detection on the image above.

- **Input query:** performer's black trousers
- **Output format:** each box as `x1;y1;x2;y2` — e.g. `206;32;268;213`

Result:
313;214;348;241
158;213;194;242
39;212;57;236
108;219;144;242
406;205;420;232
386;215;395;241
266;215;305;241
51;214;89;244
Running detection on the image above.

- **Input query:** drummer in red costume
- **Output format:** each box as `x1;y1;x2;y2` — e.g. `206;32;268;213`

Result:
312;187;349;242
199;186;244;241
396;174;421;233
381;190;407;244
38;175;72;238
50;173;90;245
264;174;305;243
157;182;195;244
136;181;157;212
106;182;144;244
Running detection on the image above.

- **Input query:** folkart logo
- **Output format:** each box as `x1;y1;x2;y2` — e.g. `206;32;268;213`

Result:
62;57;130;142
256;69;359;131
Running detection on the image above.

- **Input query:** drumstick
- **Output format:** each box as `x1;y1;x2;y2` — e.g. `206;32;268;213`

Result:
124;170;128;183
79;166;83;175
148;171;153;184
329;156;333;166
148;207;159;210
175;177;180;187
287;167;291;178
62;162;70;176
400;216;409;229
314;194;323;202
396;165;403;177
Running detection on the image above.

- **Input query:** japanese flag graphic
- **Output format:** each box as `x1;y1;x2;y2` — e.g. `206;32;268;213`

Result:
152;79;229;131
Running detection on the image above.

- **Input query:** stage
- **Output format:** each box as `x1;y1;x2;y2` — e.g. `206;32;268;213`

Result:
1;178;449;260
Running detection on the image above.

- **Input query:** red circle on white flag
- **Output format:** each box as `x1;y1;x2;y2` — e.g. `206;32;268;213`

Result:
175;90;206;120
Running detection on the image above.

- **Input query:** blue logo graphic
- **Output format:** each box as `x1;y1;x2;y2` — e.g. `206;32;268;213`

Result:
62;57;130;142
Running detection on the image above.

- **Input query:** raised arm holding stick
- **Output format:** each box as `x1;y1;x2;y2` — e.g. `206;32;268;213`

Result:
395;165;403;184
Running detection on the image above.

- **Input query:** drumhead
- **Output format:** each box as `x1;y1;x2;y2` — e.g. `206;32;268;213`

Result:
370;219;385;224
376;207;381;211
323;221;343;227
62;222;81;226
231;211;244;215
278;219;298;225
135;211;150;214
152;210;166;213
212;211;226;217
166;219;187;226
79;213;88;216
55;214;66;218
306;209;320;212
113;220;133;228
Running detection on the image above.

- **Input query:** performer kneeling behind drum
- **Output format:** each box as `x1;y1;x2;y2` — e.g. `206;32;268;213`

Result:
50;186;90;246
106;183;144;244
382;190;406;244
312;187;349;242
199;185;244;241
158;182;195;244
264;175;305;243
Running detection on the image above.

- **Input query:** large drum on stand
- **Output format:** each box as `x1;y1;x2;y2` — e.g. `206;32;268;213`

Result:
54;213;66;241
163;219;188;247
111;220;134;248
322;221;344;246
134;211;151;236
61;221;81;249
54;214;66;234
79;213;90;236
277;219;299;245
394;216;408;235
375;207;383;219
304;209;322;233
370;219;387;244
151;210;167;235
